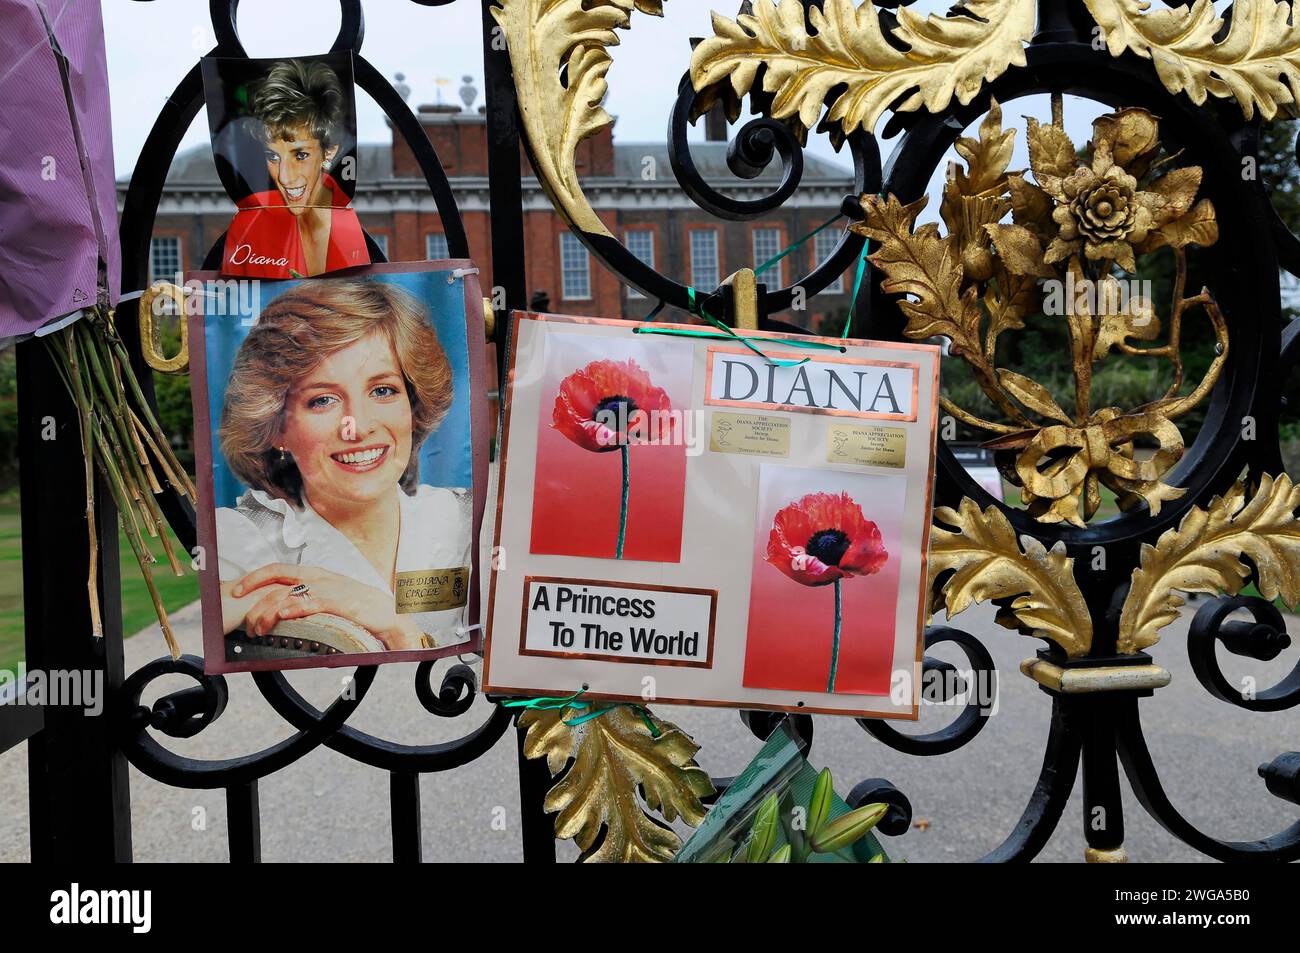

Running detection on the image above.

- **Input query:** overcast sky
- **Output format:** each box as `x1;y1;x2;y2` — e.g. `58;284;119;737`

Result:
102;0;1102;201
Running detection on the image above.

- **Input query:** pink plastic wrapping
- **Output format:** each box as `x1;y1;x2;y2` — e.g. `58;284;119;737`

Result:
0;0;119;342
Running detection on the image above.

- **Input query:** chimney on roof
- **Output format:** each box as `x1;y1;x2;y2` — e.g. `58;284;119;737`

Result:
459;75;478;111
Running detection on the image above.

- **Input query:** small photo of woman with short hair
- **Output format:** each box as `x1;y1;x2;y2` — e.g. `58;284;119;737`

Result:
202;52;369;279
194;269;483;666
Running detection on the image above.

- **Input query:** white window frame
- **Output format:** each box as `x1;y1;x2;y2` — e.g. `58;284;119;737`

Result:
689;230;719;291
624;230;655;299
560;232;592;300
425;232;450;260
149;236;181;285
815;228;844;294
752;227;783;288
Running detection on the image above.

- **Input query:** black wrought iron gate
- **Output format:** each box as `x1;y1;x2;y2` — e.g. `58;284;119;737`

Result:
7;0;1300;863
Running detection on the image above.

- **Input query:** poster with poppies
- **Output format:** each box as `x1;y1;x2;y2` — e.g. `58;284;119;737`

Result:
530;332;689;561
484;313;941;719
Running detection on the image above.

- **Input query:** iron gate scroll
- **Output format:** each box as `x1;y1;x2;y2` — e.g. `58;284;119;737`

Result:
16;0;1300;862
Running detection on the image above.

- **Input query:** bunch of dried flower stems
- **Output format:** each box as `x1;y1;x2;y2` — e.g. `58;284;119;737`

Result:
45;307;194;656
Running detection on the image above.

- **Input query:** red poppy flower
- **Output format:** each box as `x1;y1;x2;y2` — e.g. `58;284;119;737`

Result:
766;492;888;587
552;358;674;453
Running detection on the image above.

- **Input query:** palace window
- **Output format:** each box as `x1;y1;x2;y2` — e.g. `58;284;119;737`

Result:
752;227;782;287
149;237;181;284
560;232;591;300
426;233;450;260
815;228;844;294
624;230;655;298
690;230;719;291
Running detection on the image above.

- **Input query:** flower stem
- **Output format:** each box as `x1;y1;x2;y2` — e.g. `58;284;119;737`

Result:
616;443;629;559
827;578;842;693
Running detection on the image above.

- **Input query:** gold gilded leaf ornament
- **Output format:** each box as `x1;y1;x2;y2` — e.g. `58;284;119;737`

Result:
941;100;1015;280
1025;116;1078;186
929;498;1093;656
852;193;1031;429
983;265;1039;359
690;0;1036;135
489;0;664;237
985;223;1055;278
1085;0;1300;121
518;704;715;863
1118;475;1300;654
854;194;982;353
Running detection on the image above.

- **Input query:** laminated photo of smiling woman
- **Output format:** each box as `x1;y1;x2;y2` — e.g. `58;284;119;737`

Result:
201;52;370;279
202;276;479;665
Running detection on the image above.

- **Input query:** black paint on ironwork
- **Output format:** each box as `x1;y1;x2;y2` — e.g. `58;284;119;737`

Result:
12;0;1298;864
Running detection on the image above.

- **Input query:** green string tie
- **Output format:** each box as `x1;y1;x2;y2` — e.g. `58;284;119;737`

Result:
636;283;842;368
752;212;842;279
633;208;871;365
501;690;662;737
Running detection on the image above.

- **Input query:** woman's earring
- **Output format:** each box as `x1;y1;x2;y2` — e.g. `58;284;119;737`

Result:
278;447;288;461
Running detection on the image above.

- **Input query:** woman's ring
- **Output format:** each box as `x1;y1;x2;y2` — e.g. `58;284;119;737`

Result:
290;584;311;599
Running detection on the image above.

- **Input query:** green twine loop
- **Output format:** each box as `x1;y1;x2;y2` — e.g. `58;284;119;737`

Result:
632;208;871;364
752;212;842;279
636;283;842;368
501;690;662;737
500;689;589;712
844;228;872;340
563;702;661;737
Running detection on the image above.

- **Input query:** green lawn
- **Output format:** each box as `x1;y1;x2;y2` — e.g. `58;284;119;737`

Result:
0;499;199;672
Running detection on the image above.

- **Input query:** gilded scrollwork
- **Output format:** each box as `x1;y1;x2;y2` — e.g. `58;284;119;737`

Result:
689;0;1036;136
489;0;664;236
1118;474;1300;654
1084;0;1300;121
928;496;1093;657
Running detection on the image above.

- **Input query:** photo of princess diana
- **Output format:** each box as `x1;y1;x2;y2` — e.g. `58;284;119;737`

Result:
201;51;370;279
190;266;486;670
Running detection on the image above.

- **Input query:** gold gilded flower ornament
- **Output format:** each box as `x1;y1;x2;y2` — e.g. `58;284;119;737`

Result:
1046;140;1155;272
853;102;1226;527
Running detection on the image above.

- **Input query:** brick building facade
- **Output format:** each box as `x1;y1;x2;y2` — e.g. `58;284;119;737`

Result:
127;91;857;331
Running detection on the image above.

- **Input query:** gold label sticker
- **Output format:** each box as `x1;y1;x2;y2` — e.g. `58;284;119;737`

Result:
828;423;906;468
395;567;469;613
709;412;790;458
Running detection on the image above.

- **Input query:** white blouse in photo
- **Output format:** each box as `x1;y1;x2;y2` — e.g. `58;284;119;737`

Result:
216;484;473;648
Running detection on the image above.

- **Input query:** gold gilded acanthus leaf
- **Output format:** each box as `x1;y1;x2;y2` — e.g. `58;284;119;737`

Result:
853;194;984;354
1118;474;1300;654
854;192;1032;427
985;223;1054;278
1142;198;1219;252
1085;0;1300;121
997;369;1073;424
490;0;663;237
690;0;1036;135
983;265;1039;359
953;98;1016;198
930;497;1093;656
518;705;715;863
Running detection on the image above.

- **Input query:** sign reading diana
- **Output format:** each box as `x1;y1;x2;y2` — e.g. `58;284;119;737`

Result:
484;313;942;720
706;348;919;421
